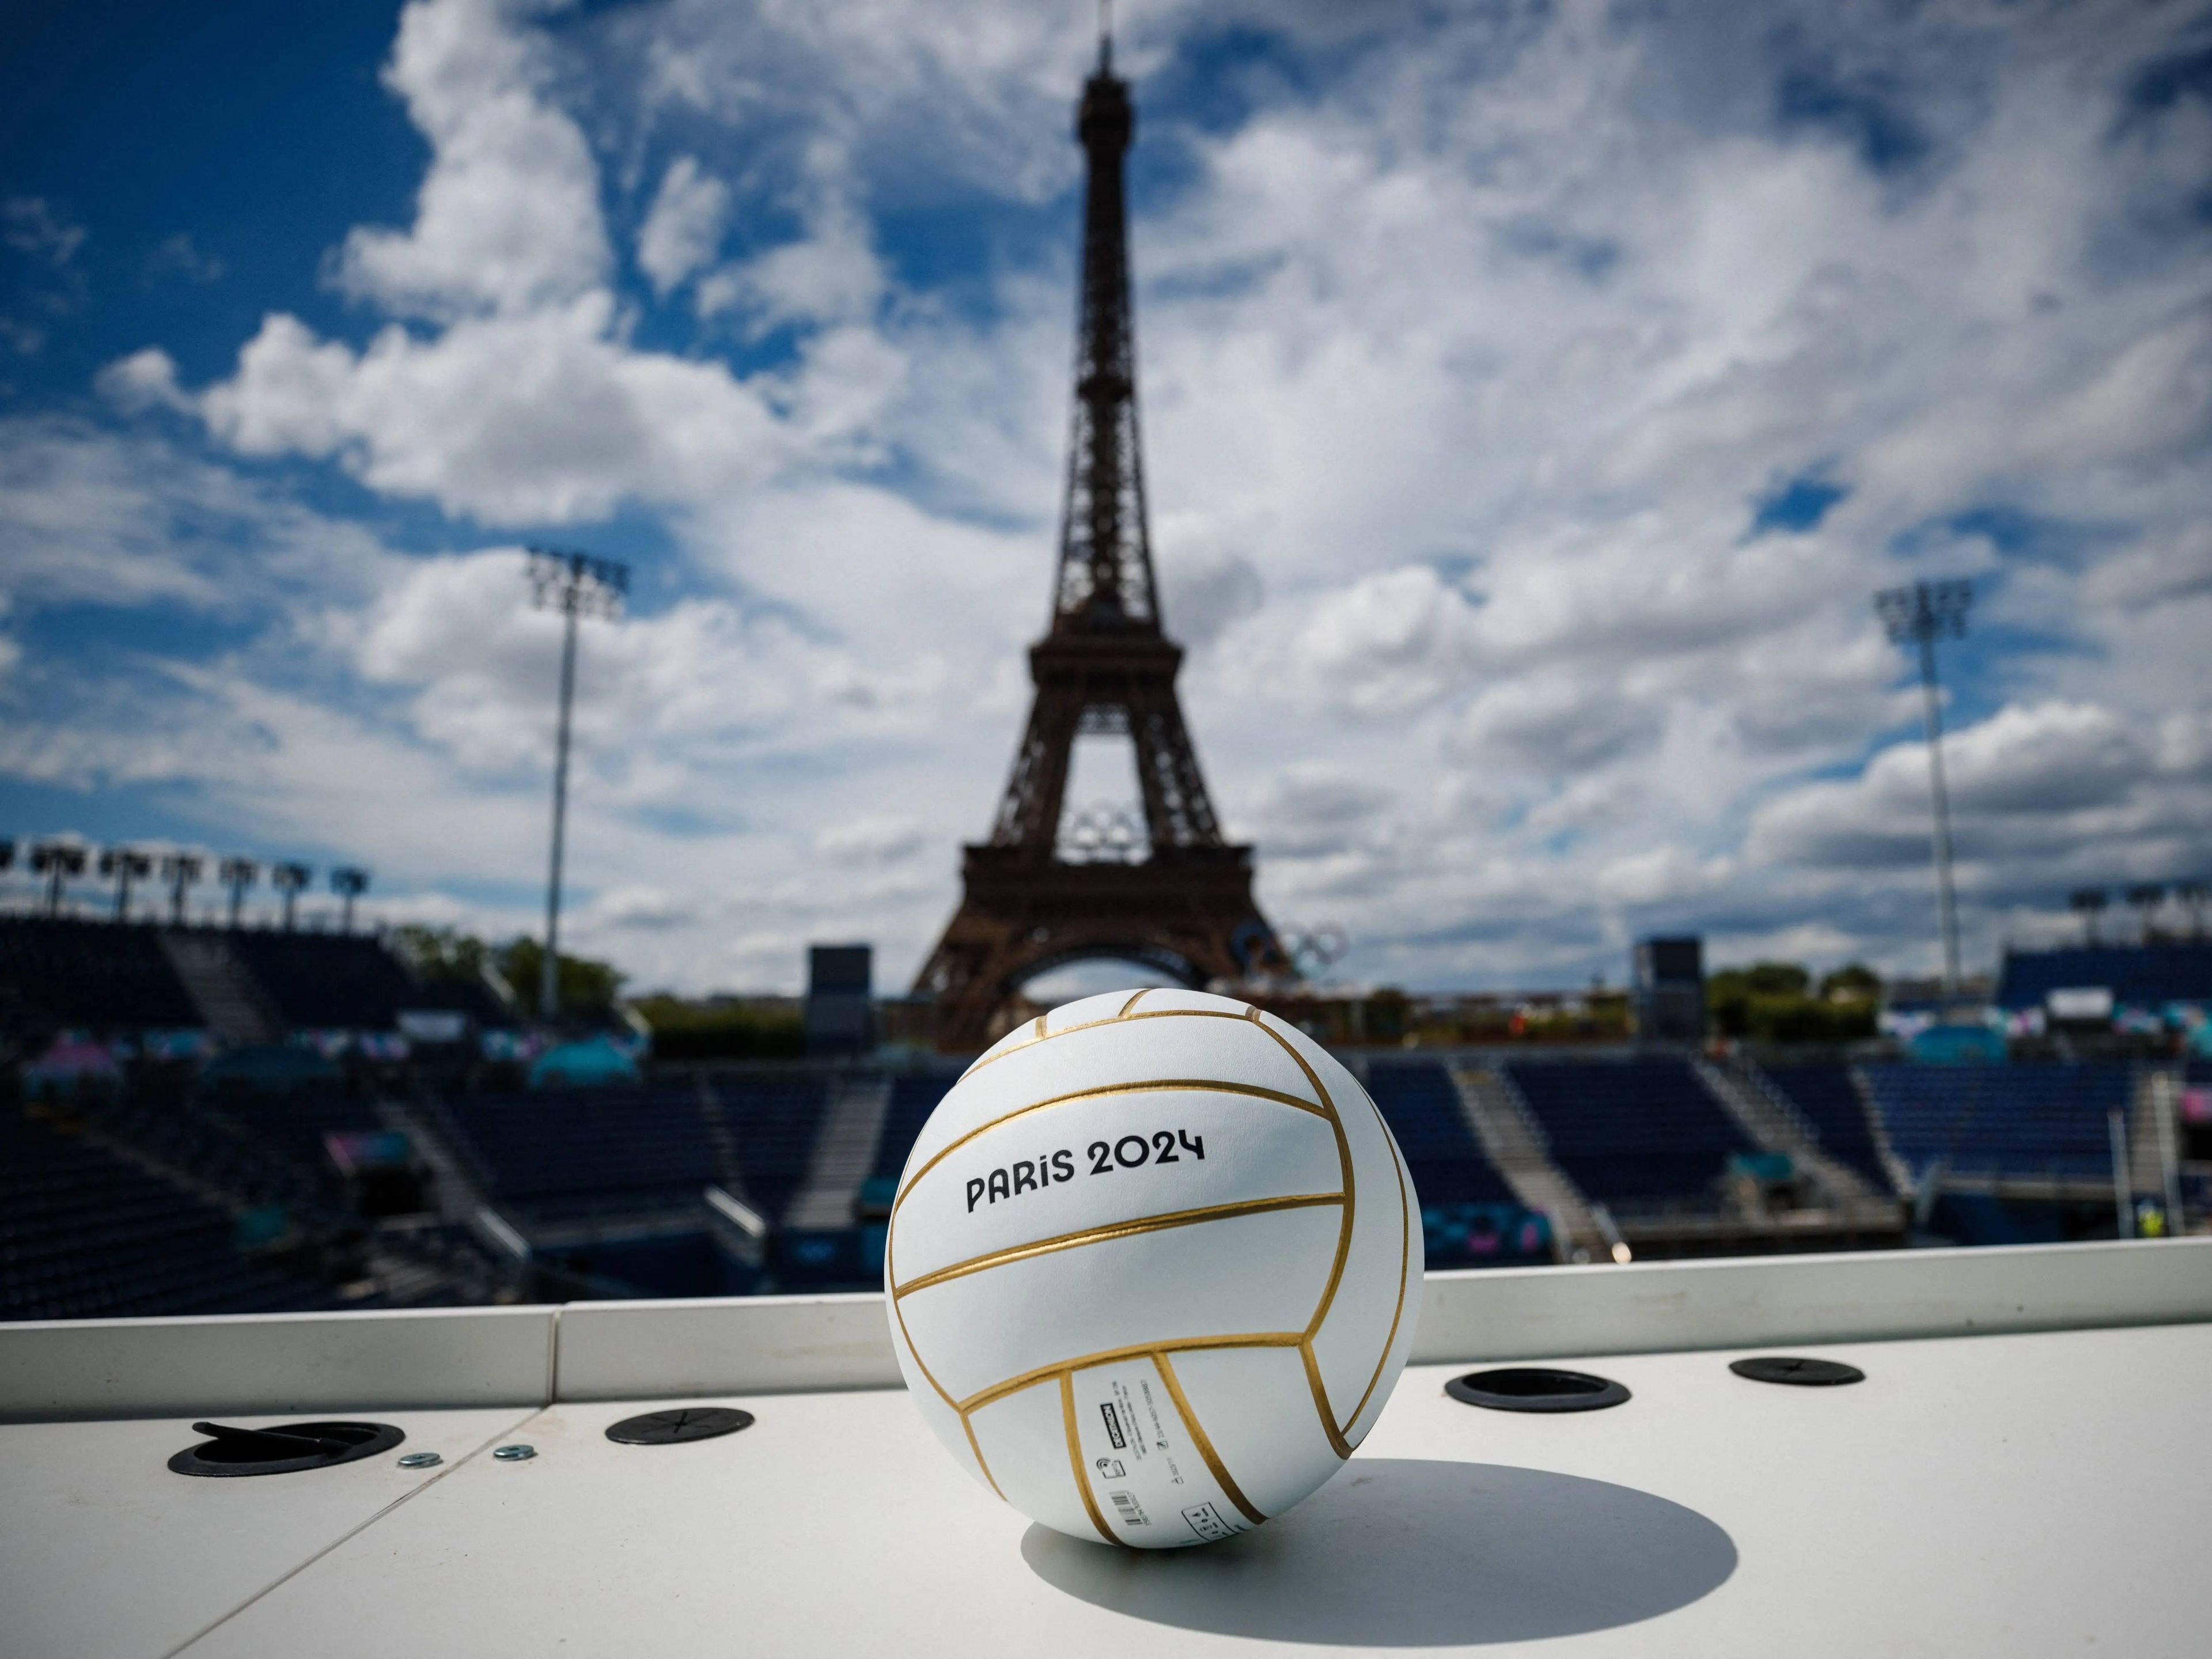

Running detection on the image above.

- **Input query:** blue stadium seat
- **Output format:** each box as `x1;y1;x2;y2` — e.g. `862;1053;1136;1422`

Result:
433;1086;721;1225
870;1073;955;1188
1503;1058;1752;1207
710;1076;831;1224
0;1108;362;1321
1856;1063;2132;1181
0;918;199;1031
1760;1065;1895;1190
225;931;419;1031
1362;1060;1512;1206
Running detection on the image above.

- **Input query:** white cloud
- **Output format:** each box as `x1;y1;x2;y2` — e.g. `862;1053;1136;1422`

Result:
636;156;730;296
334;0;608;319
33;0;2212;991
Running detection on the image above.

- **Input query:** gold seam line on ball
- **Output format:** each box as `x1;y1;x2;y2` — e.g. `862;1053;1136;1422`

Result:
1151;1351;1267;1528
1033;1014;1048;1039
1251;1017;1356;1343
1342;1131;1414;1439
891;1192;1344;1301
1119;988;1150;1016
883;1211;963;1412
960;1007;1256;1078
1062;1371;1126;1548
889;1077;1332;1213
959;1331;1307;1415
959;1409;1008;1502
1298;1338;1354;1459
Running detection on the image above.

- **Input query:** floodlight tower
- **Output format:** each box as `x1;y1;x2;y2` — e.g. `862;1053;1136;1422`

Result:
2070;887;2108;946
271;862;312;931
1876;578;1972;1000
161;853;203;926
219;857;258;927
2179;880;2209;941
525;546;629;1024
331;866;369;934
29;841;86;916
99;847;153;921
2124;882;2166;943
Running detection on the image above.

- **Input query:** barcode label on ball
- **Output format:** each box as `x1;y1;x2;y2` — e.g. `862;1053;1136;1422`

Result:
1070;1361;1256;1546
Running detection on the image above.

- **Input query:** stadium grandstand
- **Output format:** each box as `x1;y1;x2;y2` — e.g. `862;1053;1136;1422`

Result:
5;882;2209;1317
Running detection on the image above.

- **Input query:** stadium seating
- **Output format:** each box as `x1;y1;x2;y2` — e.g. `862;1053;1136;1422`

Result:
0;1108;361;1321
1362;1060;1513;1205
1503;1058;1752;1208
868;1072;956;1192
433;1087;721;1225
225;931;419;1031
1997;942;2212;1012
0;919;199;1032
1857;1062;2132;1181
710;1075;831;1224
1760;1064;1895;1190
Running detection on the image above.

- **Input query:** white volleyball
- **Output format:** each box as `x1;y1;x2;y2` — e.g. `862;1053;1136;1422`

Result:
886;987;1420;1549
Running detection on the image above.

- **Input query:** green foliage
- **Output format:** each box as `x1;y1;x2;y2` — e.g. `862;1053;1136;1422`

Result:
388;925;489;982
1708;960;1877;1044
496;937;624;1019
1364;987;1410;1041
1819;962;1883;1001
630;996;805;1061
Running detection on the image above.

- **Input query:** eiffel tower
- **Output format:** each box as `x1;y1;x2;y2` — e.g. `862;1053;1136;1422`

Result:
915;32;1290;1048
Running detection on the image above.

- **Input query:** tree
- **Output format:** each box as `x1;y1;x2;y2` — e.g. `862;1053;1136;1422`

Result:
1819;963;1883;1002
497;937;623;1020
388;925;490;982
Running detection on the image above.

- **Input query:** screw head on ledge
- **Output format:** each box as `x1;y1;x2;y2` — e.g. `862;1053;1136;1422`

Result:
491;1444;537;1461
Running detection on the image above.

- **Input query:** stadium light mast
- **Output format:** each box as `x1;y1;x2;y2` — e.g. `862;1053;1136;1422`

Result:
272;862;312;931
526;547;629;1024
161;853;203;926
99;847;152;921
30;841;86;916
1876;579;1972;1001
331;866;369;934
220;857;258;927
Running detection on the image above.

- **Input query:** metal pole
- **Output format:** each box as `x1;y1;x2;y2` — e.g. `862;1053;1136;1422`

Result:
541;590;580;1024
2156;1070;2184;1233
2107;1108;2133;1240
1917;630;1963;1001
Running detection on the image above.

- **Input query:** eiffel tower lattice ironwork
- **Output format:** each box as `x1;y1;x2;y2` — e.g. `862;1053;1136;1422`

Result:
915;36;1290;1048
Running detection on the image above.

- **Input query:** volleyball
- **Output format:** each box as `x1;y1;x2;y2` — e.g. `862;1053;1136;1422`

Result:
886;987;1421;1549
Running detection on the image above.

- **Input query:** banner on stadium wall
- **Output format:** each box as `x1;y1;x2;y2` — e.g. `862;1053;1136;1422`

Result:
2046;986;2115;1020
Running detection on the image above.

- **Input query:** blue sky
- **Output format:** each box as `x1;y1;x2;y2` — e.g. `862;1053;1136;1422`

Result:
2;0;2209;995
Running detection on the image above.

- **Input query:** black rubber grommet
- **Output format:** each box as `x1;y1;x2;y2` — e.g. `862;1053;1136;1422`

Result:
1730;1356;1865;1387
1445;1367;1630;1412
168;1421;404;1478
605;1406;755;1445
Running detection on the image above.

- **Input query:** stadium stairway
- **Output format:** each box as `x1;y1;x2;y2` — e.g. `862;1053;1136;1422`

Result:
384;1099;522;1265
157;932;277;1046
1448;1065;1599;1261
1695;1056;1893;1210
785;1074;892;1232
2129;1069;2183;1208
692;1076;746;1196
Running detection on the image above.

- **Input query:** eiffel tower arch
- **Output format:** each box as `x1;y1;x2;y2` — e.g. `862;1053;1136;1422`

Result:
915;36;1290;1049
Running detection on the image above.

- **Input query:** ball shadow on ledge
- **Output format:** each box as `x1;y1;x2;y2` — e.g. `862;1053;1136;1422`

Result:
1021;1459;1737;1647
